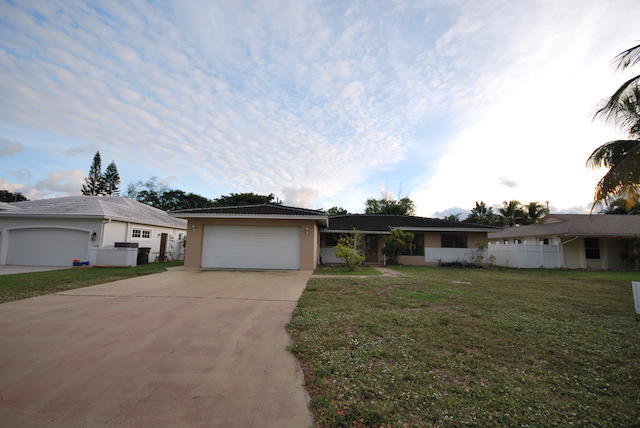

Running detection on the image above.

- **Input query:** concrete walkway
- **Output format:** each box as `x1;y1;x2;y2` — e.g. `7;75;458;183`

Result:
0;270;313;427
312;266;403;279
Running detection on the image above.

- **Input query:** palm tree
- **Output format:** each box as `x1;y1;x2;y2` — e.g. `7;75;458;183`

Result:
466;201;500;225
590;43;640;205
498;200;524;227
523;201;548;224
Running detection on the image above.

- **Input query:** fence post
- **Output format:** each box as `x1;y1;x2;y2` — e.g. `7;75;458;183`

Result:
633;282;640;329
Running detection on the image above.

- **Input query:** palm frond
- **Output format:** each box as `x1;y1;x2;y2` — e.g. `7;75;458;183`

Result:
613;42;640;70
591;143;640;203
586;139;640;169
595;75;640;124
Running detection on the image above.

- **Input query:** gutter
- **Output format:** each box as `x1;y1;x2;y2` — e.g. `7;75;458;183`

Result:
0;213;186;230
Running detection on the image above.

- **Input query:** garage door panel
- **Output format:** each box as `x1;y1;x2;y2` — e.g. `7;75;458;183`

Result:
7;228;90;267
202;225;300;270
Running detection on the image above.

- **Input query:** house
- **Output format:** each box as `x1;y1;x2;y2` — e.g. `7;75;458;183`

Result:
0;196;187;267
487;214;640;269
172;205;498;270
320;214;499;265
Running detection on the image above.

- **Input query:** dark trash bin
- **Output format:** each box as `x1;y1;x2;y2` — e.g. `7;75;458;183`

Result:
137;247;151;265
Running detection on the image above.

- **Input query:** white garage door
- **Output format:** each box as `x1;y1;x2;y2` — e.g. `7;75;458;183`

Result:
7;228;90;267
202;225;300;270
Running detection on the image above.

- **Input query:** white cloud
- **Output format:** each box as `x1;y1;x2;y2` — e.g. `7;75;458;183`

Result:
281;187;319;208
0;137;24;157
413;0;638;216
34;169;85;195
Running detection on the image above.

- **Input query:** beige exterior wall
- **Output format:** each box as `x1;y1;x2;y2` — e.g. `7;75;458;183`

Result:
319;231;489;266
423;232;488;248
183;218;319;270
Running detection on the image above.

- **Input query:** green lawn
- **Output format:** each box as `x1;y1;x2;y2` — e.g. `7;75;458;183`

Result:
314;265;382;276
288;266;640;427
0;261;183;304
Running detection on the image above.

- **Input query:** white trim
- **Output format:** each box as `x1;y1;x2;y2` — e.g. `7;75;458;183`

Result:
392;226;495;232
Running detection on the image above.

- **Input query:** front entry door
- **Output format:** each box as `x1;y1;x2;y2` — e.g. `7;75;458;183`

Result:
365;235;378;263
159;233;168;261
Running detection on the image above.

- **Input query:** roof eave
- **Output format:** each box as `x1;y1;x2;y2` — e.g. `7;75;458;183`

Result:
0;212;187;229
171;212;328;225
391;226;497;233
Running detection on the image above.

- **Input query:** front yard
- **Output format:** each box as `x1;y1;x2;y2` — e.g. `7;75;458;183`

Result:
0;261;183;304
288;266;640;426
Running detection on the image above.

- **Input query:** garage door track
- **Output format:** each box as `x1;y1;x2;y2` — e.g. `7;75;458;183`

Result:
0;270;313;427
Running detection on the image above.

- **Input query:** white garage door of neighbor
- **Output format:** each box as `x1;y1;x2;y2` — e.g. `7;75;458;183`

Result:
202;225;301;270
7;228;90;267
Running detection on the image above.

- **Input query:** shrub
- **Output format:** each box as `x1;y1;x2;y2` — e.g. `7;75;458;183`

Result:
335;230;365;270
382;229;414;265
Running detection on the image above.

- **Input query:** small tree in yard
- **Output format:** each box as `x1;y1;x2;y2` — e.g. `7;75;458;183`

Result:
382;229;414;265
334;230;365;270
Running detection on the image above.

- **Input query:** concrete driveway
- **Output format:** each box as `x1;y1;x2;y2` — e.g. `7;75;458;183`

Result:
0;270;313;427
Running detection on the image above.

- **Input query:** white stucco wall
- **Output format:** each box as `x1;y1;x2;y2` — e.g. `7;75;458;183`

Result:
103;220;186;260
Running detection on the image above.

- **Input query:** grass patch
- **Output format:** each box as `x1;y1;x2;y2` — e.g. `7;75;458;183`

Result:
314;265;381;275
288;266;640;426
0;261;183;303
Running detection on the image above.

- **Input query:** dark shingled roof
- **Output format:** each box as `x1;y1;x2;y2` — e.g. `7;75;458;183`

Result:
172;204;326;216
327;214;500;231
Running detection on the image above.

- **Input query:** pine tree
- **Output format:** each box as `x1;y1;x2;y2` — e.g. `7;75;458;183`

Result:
81;151;104;196
102;161;120;195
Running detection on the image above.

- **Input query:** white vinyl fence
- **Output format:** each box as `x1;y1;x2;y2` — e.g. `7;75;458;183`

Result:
487;244;561;268
425;248;476;263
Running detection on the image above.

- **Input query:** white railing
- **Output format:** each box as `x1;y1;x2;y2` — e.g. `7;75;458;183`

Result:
487;243;561;268
425;247;475;263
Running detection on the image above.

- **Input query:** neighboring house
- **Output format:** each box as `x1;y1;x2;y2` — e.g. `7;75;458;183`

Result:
172;206;497;270
320;215;498;265
487;214;640;269
0;196;187;267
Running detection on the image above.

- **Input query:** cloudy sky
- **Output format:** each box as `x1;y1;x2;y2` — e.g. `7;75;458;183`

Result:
0;0;637;215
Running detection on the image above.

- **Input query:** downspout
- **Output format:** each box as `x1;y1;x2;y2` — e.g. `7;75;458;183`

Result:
99;218;110;247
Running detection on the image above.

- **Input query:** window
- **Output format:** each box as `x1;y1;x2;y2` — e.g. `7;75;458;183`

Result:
539;237;550;245
441;234;467;248
324;233;341;247
401;234;424;256
584;238;600;259
131;228;152;239
514;239;523;244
